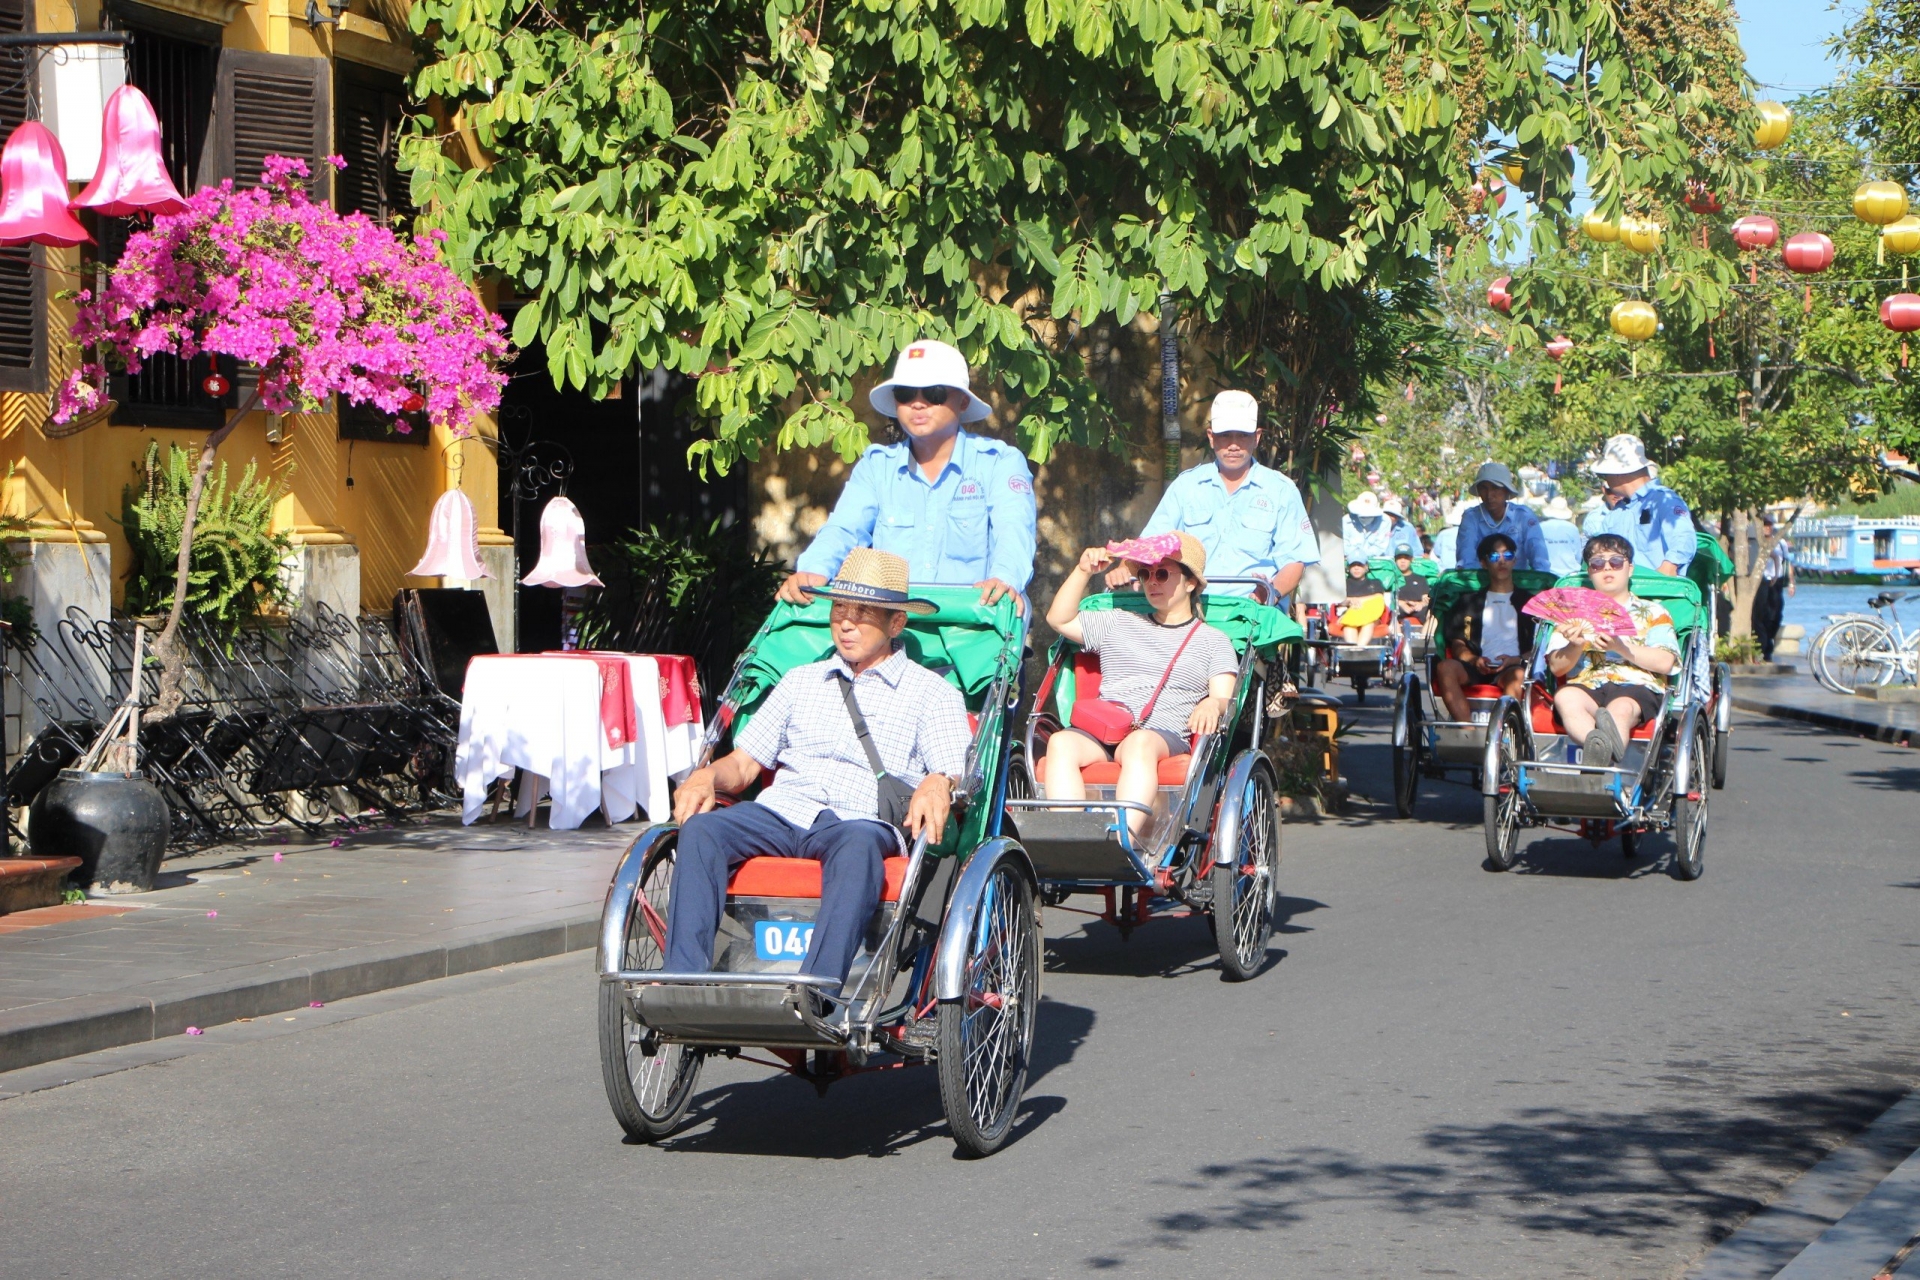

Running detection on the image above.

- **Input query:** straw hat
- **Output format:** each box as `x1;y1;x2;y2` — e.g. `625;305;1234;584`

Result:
1347;491;1383;519
802;548;936;615
868;339;991;424
1592;433;1652;476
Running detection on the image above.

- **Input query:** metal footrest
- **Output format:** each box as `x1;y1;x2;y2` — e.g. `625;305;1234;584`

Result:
1007;802;1153;884
628;977;846;1049
1519;762;1632;818
1428;722;1487;766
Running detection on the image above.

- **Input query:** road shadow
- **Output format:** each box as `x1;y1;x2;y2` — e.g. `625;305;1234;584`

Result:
1081;1083;1908;1269
654;997;1090;1159
1508;833;1669;880
1849;765;1920;794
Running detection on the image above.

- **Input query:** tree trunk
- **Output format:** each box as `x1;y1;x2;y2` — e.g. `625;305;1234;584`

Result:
1728;506;1762;640
149;392;259;721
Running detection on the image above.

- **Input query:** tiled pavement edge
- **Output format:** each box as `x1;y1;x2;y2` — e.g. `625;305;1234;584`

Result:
1731;669;1920;745
0;815;641;1074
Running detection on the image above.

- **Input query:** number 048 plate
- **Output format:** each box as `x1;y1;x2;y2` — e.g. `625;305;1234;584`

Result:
754;920;815;961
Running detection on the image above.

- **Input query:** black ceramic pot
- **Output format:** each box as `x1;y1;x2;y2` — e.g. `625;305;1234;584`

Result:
29;770;171;893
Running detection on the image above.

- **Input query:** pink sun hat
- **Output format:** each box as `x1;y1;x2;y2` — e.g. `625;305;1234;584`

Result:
409;490;491;580
520;496;603;588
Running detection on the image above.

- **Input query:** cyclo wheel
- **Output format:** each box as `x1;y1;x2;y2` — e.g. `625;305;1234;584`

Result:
1673;718;1709;881
938;849;1040;1157
1483;707;1524;872
1710;665;1731;791
1211;761;1280;981
1392;680;1421;819
598;838;703;1141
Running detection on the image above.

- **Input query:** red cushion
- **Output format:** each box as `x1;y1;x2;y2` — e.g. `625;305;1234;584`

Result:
728;856;910;902
967;712;979;735
1036;753;1192;786
1529;686;1659;739
1462;684;1504;699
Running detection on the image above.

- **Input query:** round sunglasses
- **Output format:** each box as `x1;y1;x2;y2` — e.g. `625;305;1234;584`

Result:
894;386;951;406
1587;554;1630;571
1140;563;1191;583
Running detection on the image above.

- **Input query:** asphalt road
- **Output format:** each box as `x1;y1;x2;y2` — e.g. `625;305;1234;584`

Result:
3;709;1918;1279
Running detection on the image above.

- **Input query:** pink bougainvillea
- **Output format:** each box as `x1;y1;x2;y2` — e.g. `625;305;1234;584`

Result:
55;156;506;432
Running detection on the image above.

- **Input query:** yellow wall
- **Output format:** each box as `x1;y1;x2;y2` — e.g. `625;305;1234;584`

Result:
2;0;504;614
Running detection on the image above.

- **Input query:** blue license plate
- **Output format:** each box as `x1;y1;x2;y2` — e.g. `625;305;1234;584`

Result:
754;920;815;962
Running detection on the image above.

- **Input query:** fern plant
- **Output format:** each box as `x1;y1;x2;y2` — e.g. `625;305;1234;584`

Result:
121;442;292;636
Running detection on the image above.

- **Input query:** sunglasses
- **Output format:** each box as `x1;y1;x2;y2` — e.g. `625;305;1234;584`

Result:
1141;564;1189;584
1587;555;1630;571
894;386;950;406
1485;550;1516;563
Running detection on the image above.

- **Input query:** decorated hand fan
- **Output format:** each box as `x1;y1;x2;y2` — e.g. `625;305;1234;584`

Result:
1106;532;1182;564
1522;587;1637;636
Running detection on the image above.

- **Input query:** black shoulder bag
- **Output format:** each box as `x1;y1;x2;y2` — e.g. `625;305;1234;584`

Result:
839;675;918;828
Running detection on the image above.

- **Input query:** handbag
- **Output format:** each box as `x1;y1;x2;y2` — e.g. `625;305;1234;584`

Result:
1071;620;1201;746
838;675;918;828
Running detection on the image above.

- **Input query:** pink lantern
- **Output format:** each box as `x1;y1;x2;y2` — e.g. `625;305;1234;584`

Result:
1684;181;1721;216
409;489;491;580
70;86;188;218
521;496;602;588
1880;292;1920;332
1783;232;1835;313
0;122;90;248
1544;335;1573;393
1487;275;1513;314
1731;215;1780;283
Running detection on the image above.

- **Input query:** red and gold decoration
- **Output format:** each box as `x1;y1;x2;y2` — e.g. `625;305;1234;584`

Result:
1544;334;1573;392
1783;231;1835;312
1753;101;1792;150
201;373;230;399
1487;275;1513;314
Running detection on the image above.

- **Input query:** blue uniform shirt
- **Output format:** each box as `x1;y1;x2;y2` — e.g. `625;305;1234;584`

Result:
1540;517;1587;578
1581;482;1696;574
795;430;1038;590
1456;501;1551;573
1340;514;1398;566
1142;461;1319;597
1431;526;1459;572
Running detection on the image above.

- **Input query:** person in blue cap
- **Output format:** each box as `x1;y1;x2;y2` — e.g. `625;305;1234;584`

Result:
779;338;1038;611
1125;389;1319;601
1455;461;1550;573
1580;433;1695;576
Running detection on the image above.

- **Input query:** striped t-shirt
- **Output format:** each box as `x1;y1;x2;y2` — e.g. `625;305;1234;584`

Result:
1077;610;1240;735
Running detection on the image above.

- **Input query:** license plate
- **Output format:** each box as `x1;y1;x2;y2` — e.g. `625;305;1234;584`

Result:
754;920;815;961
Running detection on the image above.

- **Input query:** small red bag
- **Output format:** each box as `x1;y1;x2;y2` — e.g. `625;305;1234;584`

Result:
1068;620;1201;746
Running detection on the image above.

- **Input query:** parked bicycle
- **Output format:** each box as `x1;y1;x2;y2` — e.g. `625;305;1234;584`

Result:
1810;593;1920;694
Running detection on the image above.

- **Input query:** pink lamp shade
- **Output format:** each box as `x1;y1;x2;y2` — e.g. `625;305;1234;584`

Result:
520;496;603;588
0;122;90;248
408;489;491;580
71;86;188;218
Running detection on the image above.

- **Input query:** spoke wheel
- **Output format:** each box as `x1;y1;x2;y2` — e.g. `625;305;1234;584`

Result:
1816;619;1895;694
938;854;1040;1157
1483;710;1524;872
1672;723;1709;881
1211;765;1280;981
1392;686;1421;819
1006;745;1034;801
598;841;703;1141
1709;720;1729;791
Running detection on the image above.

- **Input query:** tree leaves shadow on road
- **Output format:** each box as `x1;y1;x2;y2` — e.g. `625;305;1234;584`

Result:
1079;1083;1908;1270
1042;896;1322;980
1507;834;1674;880
1848;765;1920;794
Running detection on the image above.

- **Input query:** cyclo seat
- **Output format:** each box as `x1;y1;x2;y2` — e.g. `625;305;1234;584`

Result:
728;855;913;902
1037;652;1194;785
1529;684;1657;740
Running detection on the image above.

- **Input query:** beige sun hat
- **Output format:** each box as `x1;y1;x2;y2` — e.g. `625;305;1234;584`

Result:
868;338;991;424
1592;433;1652;476
802;547;937;615
1347;491;1383;519
1542;494;1576;521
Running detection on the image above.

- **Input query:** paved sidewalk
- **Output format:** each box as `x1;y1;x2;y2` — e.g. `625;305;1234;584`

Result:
1732;667;1920;745
0;814;641;1073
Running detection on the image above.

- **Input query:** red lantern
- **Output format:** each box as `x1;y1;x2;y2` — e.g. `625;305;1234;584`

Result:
1783;232;1835;312
401;392;426;413
1487;276;1513;314
0;123;90;248
1685;181;1721;216
1467;176;1506;214
70;86;189;218
1881;292;1920;367
1731;215;1780;284
201;373;230;398
1545;334;1573;393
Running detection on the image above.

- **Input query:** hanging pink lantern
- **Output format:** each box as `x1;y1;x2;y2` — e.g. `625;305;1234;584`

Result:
1544;335;1572;393
1880;293;1920;333
70;85;188;218
1784;232;1835;313
1487;276;1513;314
1731;215;1779;283
0;122;90;248
1684;181;1722;216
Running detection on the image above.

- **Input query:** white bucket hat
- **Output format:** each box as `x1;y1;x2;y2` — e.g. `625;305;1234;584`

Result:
1593;433;1651;476
1471;461;1520;496
1382;494;1405;517
1541;494;1575;522
868;339;991;424
1347;491;1383;519
1208;390;1260;434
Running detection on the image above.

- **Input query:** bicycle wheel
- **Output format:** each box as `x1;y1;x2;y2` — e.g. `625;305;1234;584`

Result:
598;840;703;1141
1483;708;1525;872
1211;761;1280;981
1816;619;1896;694
937;849;1040;1157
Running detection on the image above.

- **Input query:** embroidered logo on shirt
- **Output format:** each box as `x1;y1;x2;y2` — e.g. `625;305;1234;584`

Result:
1009;476;1032;495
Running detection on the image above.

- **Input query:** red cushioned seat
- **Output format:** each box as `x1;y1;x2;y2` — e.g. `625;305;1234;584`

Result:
1034;753;1193;786
1529;686;1659;739
1462;684;1504;699
728;856;910;902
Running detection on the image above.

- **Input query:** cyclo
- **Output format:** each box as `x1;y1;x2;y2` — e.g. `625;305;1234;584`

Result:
1009;581;1302;979
1481;570;1713;878
1388;567;1559;818
596;588;1037;1157
1685;530;1735;792
1305;558;1409;704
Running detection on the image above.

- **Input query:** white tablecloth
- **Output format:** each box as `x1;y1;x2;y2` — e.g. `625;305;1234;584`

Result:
454;654;705;830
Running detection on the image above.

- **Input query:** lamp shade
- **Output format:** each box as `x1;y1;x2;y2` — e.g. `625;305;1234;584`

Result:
71;85;187;217
1487;276;1513;314
1754;101;1792;150
1783;232;1835;274
1609;300;1658;341
409;489;491;580
520;496;603;589
1580;209;1618;243
0;122;90;247
1684;182;1721;215
1881;294;1920;334
1730;215;1779;251
1619;216;1663;255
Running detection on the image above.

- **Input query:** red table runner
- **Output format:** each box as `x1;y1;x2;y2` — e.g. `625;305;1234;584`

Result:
541;653;636;750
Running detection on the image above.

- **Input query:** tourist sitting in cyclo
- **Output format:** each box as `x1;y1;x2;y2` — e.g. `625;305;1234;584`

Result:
1334;558;1390;644
1043;532;1239;836
665;549;971;987
1393;548;1431;631
1433;533;1540;722
1545;534;1683;768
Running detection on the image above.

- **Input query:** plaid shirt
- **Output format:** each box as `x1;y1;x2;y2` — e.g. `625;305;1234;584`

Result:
735;647;970;830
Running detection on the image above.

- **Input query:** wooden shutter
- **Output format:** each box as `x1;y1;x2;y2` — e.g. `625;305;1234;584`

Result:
334;68;412;226
0;0;45;393
208;49;330;200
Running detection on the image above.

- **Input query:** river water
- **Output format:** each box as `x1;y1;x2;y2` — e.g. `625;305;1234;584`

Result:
1781;582;1920;636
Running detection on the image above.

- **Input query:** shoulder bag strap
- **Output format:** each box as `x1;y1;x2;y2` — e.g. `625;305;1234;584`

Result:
838;673;891;781
1134;620;1203;729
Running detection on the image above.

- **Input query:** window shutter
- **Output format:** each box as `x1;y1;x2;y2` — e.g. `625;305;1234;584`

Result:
334;71;411;226
210;49;330;200
0;0;45;393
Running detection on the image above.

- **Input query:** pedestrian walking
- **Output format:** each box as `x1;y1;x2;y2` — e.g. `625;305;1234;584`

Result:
1752;516;1795;661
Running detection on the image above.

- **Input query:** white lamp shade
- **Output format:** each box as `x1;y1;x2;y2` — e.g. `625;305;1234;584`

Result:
409;489;490;581
520;496;603;588
39;44;127;182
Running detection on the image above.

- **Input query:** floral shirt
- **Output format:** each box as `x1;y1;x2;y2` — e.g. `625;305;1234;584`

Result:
1559;595;1682;695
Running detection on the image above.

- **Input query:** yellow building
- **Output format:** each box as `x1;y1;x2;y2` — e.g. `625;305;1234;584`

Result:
0;0;513;661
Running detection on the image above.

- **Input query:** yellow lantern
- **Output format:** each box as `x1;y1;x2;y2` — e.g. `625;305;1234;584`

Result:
1754;101;1792;150
1610;299;1658;341
1855;180;1910;226
1501;153;1527;185
1580;209;1619;243
1884;215;1920;255
1619;216;1663;255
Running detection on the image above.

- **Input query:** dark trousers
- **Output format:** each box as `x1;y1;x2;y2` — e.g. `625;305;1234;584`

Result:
1753;578;1787;660
664;802;892;983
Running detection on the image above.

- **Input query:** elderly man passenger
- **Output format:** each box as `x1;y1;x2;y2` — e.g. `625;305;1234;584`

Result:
1455;461;1551;573
668;549;971;986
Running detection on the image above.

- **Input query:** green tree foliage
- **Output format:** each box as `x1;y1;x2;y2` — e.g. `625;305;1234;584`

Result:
121;443;292;636
401;0;1754;475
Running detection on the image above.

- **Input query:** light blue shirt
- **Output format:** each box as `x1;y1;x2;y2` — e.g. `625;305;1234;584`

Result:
795;430;1037;589
1456;501;1551;573
1581;482;1696;574
1340;514;1397;566
1432;526;1459;572
1142;461;1319;597
1540;517;1586;578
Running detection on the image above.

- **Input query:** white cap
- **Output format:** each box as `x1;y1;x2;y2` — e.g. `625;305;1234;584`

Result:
869;339;991;424
1208;390;1260;434
1592;433;1651;476
1347;491;1383;519
1382;494;1405;516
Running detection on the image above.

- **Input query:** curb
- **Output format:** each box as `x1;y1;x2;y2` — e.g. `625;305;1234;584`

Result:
0;911;602;1075
1731;693;1917;745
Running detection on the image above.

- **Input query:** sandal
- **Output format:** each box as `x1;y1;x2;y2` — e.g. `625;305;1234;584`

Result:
1584;714;1624;767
